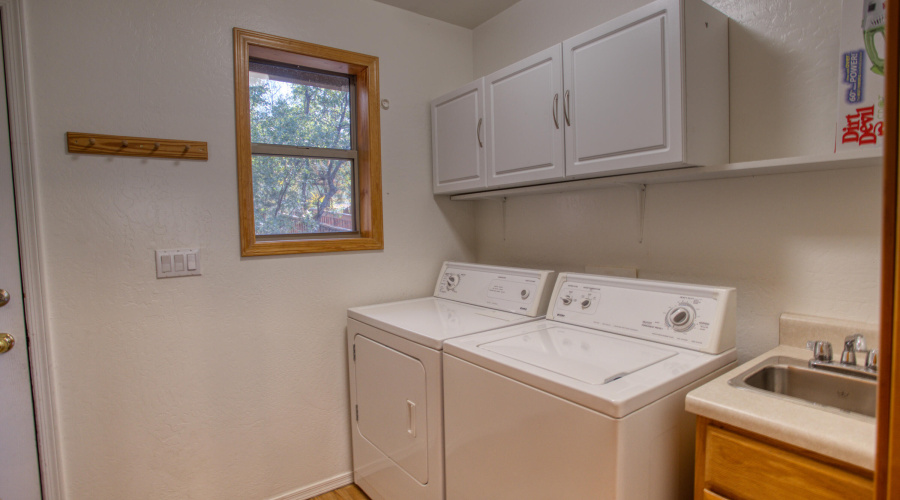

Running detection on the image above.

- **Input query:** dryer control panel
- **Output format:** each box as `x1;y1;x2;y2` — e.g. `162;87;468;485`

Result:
548;273;736;354
434;262;555;317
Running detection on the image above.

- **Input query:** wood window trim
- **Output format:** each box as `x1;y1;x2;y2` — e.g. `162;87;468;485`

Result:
233;28;383;256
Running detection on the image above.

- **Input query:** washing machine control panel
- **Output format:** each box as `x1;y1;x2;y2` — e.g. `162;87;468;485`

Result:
434;262;554;317
549;274;736;354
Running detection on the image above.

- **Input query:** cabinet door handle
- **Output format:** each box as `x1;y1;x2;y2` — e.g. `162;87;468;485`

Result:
552;93;559;129
563;90;571;127
476;118;484;148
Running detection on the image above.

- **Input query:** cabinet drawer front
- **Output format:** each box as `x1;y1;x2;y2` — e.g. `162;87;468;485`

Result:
704;427;872;500
702;489;728;500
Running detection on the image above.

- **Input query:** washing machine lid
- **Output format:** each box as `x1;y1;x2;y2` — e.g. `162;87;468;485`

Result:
444;320;736;418
348;297;540;350
480;324;676;384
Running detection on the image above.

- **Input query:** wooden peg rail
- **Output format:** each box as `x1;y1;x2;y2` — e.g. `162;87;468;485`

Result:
66;132;208;161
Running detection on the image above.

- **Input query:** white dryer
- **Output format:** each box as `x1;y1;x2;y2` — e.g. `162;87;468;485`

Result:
442;273;737;499
347;262;555;500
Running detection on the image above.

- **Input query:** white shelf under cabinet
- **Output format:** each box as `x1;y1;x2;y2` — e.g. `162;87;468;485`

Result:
448;149;883;201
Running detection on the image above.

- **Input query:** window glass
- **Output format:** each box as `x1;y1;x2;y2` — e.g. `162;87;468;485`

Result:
251;155;354;236
249;60;352;150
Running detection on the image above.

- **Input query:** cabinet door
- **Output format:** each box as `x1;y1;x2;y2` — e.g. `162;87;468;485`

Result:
431;80;487;194
485;45;565;188
563;0;684;178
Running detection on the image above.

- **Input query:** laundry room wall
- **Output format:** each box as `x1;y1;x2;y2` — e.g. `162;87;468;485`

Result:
470;0;882;360
24;0;474;498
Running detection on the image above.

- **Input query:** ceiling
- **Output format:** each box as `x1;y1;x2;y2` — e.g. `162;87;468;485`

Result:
372;0;521;29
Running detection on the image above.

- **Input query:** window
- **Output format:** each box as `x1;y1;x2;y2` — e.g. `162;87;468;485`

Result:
233;28;383;256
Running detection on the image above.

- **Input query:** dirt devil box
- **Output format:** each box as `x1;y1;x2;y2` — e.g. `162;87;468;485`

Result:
836;0;886;152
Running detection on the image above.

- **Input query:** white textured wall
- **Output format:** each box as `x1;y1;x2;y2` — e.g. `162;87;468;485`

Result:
25;1;474;498
471;0;882;360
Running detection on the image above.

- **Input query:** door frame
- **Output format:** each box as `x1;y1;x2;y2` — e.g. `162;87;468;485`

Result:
0;0;63;498
879;0;900;496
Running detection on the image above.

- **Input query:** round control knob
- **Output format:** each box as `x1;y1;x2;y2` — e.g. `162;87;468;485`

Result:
446;274;460;290
521;289;530;300
561;295;573;306
667;305;695;332
581;298;592;310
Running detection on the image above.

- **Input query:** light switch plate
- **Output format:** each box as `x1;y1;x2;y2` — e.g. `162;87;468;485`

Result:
156;248;201;278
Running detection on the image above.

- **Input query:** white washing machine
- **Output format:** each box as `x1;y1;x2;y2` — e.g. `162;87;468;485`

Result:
442;273;737;499
346;262;555;500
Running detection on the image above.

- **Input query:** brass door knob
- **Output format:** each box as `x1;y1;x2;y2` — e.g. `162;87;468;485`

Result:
0;289;9;307
0;333;14;354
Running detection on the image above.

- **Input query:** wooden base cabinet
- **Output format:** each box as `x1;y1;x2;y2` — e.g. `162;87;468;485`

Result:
694;417;873;500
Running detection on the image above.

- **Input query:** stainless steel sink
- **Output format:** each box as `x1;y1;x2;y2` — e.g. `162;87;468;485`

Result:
728;356;876;419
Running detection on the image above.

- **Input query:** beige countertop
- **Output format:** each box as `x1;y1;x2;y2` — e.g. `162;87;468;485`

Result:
685;344;876;470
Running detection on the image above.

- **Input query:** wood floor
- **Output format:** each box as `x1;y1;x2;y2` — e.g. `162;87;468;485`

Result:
309;483;370;500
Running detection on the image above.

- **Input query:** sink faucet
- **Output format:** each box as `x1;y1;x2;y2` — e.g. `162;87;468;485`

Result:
807;336;877;379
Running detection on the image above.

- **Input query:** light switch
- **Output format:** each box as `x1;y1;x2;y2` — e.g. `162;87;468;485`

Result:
156;248;202;279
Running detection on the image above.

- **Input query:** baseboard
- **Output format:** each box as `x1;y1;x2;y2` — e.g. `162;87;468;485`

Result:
268;471;354;500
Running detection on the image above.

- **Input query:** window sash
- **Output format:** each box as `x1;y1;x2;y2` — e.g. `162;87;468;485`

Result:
250;153;359;237
249;60;358;152
234;28;383;256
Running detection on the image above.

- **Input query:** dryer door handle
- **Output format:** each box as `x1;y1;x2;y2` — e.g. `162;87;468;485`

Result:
407;400;416;438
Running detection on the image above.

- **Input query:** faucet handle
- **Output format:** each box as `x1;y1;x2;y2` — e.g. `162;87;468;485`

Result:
866;349;878;371
841;334;869;365
807;340;833;362
845;333;868;352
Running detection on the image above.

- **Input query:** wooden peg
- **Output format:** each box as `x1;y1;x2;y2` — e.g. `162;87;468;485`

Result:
121;140;129;147
153;142;160;150
88;138;96;146
183;145;191;153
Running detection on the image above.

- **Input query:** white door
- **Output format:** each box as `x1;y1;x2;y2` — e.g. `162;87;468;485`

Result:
354;335;429;484
485;45;565;188
431;79;487;194
0;20;43;499
563;0;684;178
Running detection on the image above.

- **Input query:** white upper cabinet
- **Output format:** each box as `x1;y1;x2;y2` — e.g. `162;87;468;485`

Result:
432;80;487;194
431;0;728;195
563;0;728;179
485;45;565;188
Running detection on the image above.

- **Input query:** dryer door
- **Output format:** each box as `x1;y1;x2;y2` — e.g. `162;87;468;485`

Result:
354;335;429;484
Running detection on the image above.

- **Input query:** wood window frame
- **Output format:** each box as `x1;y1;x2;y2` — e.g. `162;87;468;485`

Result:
233;28;383;256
